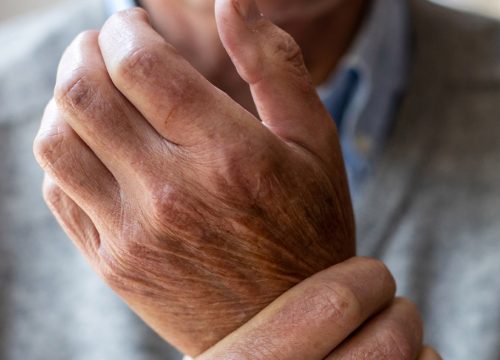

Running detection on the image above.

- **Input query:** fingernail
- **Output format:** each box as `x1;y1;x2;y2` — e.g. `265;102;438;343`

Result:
233;0;262;24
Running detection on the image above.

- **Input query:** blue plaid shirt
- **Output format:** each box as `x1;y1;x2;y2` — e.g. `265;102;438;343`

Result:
318;0;410;195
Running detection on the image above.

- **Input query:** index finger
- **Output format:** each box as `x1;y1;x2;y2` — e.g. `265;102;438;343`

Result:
197;257;396;360
98;9;266;149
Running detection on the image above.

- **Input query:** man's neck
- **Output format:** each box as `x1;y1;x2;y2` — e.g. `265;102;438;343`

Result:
286;0;368;85
141;0;368;111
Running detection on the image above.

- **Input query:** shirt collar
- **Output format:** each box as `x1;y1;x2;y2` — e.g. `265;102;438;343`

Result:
318;0;411;191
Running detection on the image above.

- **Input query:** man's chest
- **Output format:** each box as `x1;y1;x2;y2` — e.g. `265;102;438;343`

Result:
355;87;500;360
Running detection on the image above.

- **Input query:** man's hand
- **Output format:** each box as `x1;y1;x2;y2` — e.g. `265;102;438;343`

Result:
34;0;354;355
198;258;442;360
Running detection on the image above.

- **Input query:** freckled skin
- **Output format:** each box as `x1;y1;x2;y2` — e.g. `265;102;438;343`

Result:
102;147;354;353
34;0;362;356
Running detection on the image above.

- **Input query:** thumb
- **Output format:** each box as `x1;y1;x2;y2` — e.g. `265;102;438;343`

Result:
215;0;340;165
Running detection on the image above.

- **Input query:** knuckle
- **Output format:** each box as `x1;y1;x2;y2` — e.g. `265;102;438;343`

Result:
370;298;423;360
397;297;424;335
142;182;208;242
74;29;99;45
113;46;156;82
396;297;422;321
358;257;397;294
149;185;175;216
213;136;282;187
146;183;187;229
55;31;99;112
306;281;362;328
369;257;391;275
372;257;396;287
112;43;176;85
103;8;163;84
54;68;96;113
42;180;64;209
376;324;414;360
274;30;306;72
33;126;66;170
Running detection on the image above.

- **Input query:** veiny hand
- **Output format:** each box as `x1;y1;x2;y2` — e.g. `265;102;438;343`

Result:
34;0;354;355
198;257;442;360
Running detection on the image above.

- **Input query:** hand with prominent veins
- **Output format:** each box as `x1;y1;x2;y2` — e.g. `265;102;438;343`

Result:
34;0;356;355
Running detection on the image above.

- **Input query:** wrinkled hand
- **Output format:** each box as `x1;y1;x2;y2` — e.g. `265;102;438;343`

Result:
34;0;354;355
198;258;442;360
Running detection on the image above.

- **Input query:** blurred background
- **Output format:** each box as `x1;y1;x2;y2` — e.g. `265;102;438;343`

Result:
1;0;500;22
1;0;62;21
